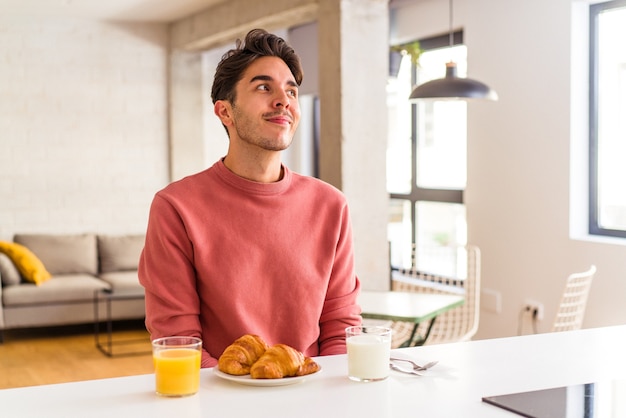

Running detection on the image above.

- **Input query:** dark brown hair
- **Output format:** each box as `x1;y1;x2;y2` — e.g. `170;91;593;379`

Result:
211;28;303;105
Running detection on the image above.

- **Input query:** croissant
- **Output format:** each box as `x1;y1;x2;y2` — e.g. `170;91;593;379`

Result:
250;343;320;379
218;334;269;375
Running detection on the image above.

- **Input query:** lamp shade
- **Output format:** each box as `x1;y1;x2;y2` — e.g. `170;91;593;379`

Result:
409;62;498;101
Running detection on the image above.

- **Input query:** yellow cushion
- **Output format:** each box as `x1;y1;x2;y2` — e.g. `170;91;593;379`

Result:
0;241;51;286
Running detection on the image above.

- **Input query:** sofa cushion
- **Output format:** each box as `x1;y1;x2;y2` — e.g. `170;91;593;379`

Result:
14;233;98;276
0;241;52;286
1;274;110;306
0;251;23;286
98;271;144;292
98;234;145;273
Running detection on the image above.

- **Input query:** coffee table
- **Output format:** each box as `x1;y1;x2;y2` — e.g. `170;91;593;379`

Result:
93;288;150;357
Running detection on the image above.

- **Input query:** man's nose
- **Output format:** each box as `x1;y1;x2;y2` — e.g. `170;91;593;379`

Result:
272;91;291;108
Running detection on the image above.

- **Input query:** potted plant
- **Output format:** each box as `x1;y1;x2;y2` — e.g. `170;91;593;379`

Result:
389;40;422;77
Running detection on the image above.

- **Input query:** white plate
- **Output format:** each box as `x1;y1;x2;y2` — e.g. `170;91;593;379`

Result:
213;367;321;387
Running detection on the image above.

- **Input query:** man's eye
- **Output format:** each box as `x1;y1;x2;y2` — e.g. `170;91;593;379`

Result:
288;90;297;97
256;85;269;91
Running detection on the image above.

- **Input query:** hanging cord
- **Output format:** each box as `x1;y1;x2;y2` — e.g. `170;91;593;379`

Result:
517;306;539;335
531;308;539;334
448;0;453;47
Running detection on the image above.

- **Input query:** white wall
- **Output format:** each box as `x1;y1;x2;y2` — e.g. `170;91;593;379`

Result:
393;0;626;339
0;16;170;239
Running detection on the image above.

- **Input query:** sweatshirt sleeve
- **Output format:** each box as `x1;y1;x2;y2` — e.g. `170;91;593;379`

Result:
318;202;362;355
138;193;218;368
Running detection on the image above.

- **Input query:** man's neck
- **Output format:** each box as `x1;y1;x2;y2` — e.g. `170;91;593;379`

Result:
223;152;283;183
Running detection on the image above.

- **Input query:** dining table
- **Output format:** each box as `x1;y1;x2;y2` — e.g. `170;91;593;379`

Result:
359;289;464;346
2;325;625;417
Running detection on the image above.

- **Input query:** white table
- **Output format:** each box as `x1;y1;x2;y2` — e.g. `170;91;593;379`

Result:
2;325;626;417
359;289;464;346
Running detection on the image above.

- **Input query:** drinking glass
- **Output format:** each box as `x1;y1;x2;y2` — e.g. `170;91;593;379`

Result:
152;336;202;397
346;326;392;382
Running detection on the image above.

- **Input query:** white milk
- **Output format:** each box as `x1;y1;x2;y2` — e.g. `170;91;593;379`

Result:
346;334;391;381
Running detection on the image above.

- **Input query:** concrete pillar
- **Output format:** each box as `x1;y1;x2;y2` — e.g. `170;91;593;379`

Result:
318;0;390;290
169;50;205;181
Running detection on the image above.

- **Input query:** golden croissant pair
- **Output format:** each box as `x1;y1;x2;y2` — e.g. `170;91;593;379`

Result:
217;334;320;379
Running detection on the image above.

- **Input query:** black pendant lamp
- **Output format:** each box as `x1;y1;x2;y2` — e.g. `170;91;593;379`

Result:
409;0;498;101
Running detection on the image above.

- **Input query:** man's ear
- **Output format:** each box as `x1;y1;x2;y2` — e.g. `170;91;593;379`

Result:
214;100;233;127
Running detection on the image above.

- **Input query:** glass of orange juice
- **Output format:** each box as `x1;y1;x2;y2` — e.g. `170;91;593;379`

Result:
152;336;202;397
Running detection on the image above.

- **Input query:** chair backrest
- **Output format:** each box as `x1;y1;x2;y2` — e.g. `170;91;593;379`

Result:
551;265;596;332
390;244;481;347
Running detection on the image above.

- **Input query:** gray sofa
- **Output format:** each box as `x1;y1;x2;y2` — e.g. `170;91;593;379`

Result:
0;233;146;342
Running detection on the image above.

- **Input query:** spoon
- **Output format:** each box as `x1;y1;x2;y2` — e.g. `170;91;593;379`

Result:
390;357;439;371
389;363;424;376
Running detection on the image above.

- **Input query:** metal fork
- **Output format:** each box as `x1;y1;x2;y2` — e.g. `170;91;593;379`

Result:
390;357;438;371
389;363;424;376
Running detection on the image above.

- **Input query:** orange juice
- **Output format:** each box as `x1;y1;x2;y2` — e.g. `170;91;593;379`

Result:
153;348;201;396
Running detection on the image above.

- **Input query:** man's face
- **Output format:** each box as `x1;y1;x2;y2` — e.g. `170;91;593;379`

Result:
226;56;301;152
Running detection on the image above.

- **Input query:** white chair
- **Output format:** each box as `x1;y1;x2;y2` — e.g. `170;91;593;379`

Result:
551;265;596;332
390;244;481;348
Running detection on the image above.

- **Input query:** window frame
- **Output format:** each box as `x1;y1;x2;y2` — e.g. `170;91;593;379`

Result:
389;30;465;248
588;0;626;239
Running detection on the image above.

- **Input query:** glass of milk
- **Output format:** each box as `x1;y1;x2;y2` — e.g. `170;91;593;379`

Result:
346;326;392;382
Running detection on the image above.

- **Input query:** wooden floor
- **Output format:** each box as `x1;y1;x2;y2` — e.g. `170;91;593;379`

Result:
0;321;154;389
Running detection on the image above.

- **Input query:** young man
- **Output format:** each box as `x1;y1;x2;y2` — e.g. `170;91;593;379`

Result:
138;29;361;368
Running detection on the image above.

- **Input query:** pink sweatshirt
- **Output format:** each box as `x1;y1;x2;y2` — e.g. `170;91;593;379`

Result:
138;160;362;367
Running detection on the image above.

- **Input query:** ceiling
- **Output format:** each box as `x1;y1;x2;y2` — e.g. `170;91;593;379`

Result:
0;0;228;22
0;1;423;24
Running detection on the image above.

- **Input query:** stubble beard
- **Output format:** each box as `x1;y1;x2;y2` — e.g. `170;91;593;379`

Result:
231;105;295;152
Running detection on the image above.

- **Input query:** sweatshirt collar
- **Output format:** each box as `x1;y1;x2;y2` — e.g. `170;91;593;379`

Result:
213;158;292;195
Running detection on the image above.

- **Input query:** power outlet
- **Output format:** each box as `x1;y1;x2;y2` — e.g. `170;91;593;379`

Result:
524;299;544;321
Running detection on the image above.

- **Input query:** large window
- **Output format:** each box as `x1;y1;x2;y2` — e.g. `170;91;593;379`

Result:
589;0;626;238
387;33;467;270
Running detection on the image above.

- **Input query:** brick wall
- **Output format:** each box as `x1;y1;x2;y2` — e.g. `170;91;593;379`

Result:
0;16;170;240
